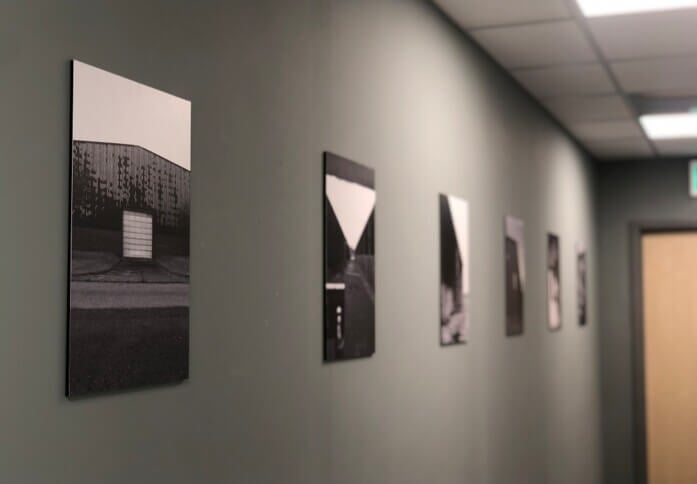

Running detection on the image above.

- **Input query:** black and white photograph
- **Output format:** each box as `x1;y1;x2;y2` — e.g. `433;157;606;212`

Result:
505;216;525;336
68;60;191;397
439;194;470;346
547;233;562;331
577;242;588;327
323;152;375;361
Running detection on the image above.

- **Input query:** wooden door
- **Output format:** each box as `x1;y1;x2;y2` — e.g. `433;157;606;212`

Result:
642;232;697;483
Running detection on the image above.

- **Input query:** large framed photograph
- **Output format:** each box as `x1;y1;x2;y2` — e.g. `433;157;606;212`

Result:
68;61;191;397
547;233;562;331
323;152;375;362
577;242;588;326
505;216;525;336
439;194;470;345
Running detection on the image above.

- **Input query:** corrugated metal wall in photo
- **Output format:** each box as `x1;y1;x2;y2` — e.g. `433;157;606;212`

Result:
71;140;190;257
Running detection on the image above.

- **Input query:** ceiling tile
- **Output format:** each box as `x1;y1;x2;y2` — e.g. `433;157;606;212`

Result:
611;56;697;95
586;137;654;160
513;64;614;98
653;139;697;157
543;95;632;124
570;120;644;142
589;9;697;60
434;0;570;30
470;21;597;69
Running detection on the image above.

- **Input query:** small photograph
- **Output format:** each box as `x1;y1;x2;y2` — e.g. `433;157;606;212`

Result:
68;61;191;397
505;216;525;336
577;242;588;326
547;233;562;331
323;152;375;361
439;194;470;346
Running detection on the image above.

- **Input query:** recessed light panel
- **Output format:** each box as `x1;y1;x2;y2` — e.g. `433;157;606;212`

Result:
577;0;697;17
640;113;697;140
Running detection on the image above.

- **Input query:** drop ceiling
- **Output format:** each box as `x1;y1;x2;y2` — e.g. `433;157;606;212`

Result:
433;0;697;161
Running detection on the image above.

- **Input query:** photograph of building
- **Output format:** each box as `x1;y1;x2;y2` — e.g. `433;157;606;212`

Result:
68;61;191;397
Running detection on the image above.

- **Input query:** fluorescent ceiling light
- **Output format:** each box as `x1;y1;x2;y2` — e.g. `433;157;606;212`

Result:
640;113;697;140
577;0;697;17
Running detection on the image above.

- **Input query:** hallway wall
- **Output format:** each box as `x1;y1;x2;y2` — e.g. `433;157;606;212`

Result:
597;157;696;484
0;1;601;482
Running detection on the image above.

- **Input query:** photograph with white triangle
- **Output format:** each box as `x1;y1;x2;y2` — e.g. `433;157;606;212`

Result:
323;152;375;361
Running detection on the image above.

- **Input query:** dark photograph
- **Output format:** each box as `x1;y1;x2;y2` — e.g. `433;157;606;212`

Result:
547;233;562;331
323;152;375;361
68;61;191;397
577;243;587;326
505;216;525;336
439;194;470;346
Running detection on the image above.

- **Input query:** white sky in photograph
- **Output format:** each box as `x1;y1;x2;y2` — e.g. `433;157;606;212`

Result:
325;175;376;251
72;60;191;170
447;195;469;295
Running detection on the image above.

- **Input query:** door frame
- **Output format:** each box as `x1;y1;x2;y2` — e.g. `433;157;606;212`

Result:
629;221;697;484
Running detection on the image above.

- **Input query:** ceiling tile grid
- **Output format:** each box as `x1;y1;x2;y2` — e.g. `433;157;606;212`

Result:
611;56;697;95
543;95;632;124
434;0;697;160
653;139;697;157
586;137;654;159
589;10;697;60
513;63;614;98
570;120;645;142
435;0;570;29
470;20;597;69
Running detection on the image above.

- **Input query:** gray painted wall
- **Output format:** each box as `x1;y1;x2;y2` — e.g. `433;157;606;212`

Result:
0;1;601;482
598;157;697;484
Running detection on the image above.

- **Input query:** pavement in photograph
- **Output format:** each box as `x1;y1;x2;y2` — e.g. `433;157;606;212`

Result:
332;256;375;359
71;251;120;276
71;282;189;309
68;253;190;396
71;256;190;309
69;306;189;396
72;258;188;284
157;256;189;277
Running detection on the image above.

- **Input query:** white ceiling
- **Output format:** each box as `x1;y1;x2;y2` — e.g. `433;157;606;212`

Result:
434;0;697;161
470;21;597;68
514;64;614;98
611;56;697;95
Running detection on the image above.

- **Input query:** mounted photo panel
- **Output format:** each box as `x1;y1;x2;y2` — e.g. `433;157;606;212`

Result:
439;194;470;346
577;242;588;326
505;216;525;336
323;152;375;362
68;61;191;397
547;233;562;331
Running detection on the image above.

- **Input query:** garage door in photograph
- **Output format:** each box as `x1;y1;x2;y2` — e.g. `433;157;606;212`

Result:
123;210;153;259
